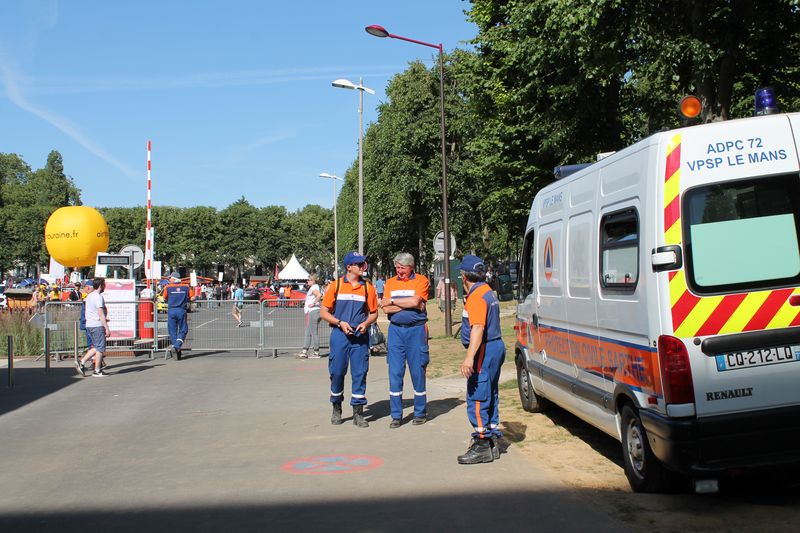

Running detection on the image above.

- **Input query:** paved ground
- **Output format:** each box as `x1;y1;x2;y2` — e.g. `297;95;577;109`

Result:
0;354;626;532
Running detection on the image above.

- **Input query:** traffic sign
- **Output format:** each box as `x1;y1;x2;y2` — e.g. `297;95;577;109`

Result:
433;231;456;255
119;244;144;270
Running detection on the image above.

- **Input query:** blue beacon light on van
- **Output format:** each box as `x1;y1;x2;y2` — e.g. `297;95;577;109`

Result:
755;87;779;116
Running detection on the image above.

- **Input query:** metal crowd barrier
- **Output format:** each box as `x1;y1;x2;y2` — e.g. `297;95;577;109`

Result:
42;299;334;360
44;300;168;361
257;299;331;358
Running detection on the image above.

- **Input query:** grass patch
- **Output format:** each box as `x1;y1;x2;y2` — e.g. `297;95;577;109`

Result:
426;298;517;378
0;312;43;357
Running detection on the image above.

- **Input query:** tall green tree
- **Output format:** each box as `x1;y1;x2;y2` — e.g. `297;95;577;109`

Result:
0;151;81;275
217;197;262;278
464;0;800;247
285;204;334;275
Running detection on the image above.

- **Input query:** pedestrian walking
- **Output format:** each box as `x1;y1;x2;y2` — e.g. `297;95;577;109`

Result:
379;253;430;428
436;276;457;313
319;252;378;428
232;284;244;326
456;254;506;464
375;275;385;300
164;271;191;360
75;277;110;377
298;275;322;358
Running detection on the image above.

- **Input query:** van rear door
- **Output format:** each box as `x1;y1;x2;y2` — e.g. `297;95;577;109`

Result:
663;114;800;417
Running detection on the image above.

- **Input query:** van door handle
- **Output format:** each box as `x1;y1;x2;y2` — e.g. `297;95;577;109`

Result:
652;245;683;272
531;314;539;328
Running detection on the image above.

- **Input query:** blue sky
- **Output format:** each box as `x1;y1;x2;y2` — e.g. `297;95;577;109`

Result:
0;1;477;212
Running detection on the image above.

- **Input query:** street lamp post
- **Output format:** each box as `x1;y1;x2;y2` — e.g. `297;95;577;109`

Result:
331;78;374;255
320;172;343;278
366;24;453;336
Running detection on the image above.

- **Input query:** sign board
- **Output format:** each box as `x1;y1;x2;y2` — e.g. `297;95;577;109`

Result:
49;257;65;280
190;272;197;287
218;271;224;282
152;261;162;280
433;231;456;256
97;253;132;266
119;244;144;270
103;279;136;339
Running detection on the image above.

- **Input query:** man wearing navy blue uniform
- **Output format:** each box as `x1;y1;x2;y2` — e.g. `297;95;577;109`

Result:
164;271;191;361
379;252;430;428
457;254;505;464
320;252;378;428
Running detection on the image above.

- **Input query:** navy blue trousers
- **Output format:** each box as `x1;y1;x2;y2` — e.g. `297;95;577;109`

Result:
329;328;369;406
466;339;505;439
167;308;188;350
387;323;429;419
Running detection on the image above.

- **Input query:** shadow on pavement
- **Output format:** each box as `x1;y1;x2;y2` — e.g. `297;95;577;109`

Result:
0;367;79;417
366;397;464;423
0;488;626;533
539;402;623;469
112;364;163;375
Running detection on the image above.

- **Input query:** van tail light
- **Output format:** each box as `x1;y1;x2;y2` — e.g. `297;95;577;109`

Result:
657;335;695;405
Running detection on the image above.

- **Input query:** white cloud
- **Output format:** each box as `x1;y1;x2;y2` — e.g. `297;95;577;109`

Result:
22;65;410;95
0;62;138;180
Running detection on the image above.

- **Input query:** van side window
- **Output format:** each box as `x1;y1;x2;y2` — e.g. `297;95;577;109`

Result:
600;209;639;291
519;230;535;298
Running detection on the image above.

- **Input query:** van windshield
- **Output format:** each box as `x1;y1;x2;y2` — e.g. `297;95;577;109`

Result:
683;173;800;294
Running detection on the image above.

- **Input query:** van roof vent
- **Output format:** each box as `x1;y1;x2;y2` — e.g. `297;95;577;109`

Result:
553;163;593;180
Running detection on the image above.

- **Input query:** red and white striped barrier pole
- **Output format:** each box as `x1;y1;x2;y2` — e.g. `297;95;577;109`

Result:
145;140;153;288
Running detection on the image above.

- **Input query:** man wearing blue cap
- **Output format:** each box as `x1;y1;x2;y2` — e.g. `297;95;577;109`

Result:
163;271;191;360
320;251;378;428
457;254;505;464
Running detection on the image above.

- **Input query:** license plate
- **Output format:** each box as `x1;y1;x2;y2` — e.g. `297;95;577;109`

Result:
715;345;800;372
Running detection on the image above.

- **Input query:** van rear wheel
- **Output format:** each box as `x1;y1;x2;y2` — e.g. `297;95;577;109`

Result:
620;404;675;493
517;359;545;413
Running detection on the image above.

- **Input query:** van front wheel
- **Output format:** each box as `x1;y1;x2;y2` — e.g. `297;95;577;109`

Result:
620;405;674;493
517;360;545;413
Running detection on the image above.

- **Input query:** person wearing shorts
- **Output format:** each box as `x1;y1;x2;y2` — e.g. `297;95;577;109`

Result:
76;277;110;377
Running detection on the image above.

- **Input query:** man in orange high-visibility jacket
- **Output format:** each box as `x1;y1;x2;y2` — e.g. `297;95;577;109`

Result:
379;252;430;428
320;252;378;428
163;271;191;360
457;254;505;464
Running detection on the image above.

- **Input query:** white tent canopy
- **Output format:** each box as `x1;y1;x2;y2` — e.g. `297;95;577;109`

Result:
277;254;310;280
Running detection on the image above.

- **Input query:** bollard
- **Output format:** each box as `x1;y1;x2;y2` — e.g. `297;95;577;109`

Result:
74;321;80;363
44;327;51;374
7;336;13;388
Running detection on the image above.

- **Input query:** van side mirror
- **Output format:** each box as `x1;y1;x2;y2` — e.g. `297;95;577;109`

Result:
651;245;683;272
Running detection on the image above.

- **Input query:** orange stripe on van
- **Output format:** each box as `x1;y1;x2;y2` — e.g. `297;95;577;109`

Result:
534;325;662;397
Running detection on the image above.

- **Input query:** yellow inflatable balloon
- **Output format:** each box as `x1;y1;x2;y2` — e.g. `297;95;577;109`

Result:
45;206;110;267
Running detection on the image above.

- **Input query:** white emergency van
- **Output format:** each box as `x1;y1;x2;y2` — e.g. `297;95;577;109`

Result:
515;112;800;492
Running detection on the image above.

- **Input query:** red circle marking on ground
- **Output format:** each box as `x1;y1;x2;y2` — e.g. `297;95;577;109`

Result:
281;455;383;475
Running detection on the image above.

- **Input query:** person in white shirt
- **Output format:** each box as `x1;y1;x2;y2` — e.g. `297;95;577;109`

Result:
76;277;110;377
298;275;322;359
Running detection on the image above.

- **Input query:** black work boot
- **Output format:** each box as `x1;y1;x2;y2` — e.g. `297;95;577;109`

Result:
490;435;501;460
353;405;369;428
457;438;494;464
331;403;343;425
